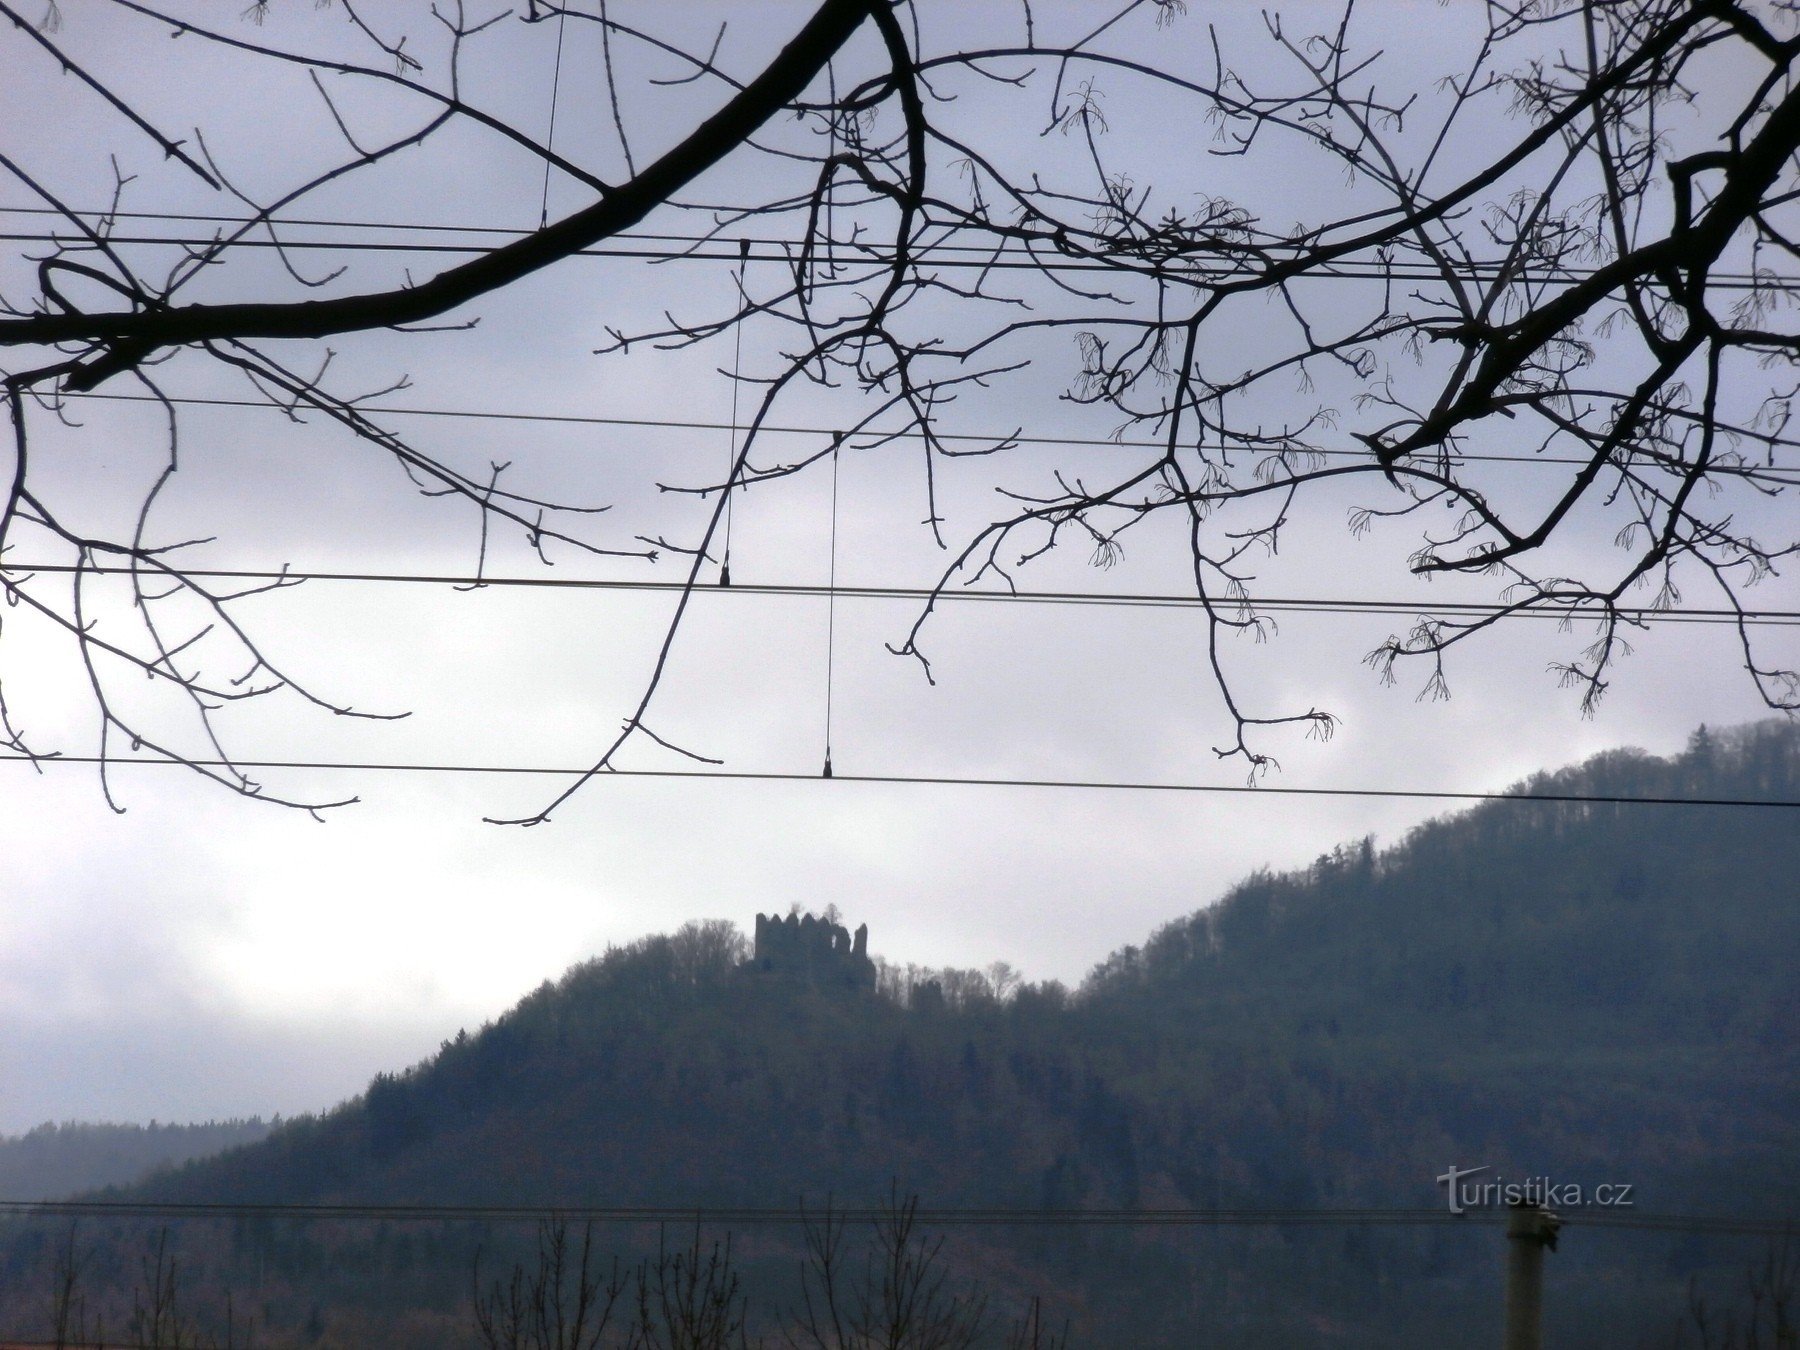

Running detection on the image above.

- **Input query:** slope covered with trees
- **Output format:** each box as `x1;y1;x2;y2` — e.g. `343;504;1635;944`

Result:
3;723;1795;1345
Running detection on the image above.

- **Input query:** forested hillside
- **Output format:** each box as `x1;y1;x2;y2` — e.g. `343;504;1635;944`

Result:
2;722;1794;1347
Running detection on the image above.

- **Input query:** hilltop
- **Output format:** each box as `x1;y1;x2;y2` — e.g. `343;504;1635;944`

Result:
4;722;1795;1347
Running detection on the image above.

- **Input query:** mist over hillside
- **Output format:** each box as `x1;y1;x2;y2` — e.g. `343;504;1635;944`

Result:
0;1119;271;1203
3;722;1795;1347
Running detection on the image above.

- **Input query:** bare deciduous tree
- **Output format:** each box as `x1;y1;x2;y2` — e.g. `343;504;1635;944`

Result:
473;1219;753;1350
629;1225;751;1350
41;1224;254;1350
2;0;1796;816
129;1228;256;1350
46;1222;99;1350
789;1192;991;1350
1003;1298;1068;1350
473;1219;626;1350
1676;1237;1797;1350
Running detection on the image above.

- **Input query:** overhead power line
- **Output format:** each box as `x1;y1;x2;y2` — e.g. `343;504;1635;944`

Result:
1;752;1796;810
46;391;1800;485
6;561;1796;628
0;1197;1790;1236
0;206;1784;288
0;227;1776;285
0;204;1779;279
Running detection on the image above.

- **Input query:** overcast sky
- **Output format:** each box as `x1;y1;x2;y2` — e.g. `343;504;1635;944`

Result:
1;1;1793;1134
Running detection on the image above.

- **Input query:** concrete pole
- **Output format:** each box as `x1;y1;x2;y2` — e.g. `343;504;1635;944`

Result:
1504;1202;1561;1350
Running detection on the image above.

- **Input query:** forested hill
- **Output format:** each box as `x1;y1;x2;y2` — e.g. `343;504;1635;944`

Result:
1085;719;1798;1077
27;721;1800;1347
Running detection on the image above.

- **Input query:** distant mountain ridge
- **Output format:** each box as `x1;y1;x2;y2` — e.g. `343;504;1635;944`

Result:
0;1118;271;1203
6;720;1796;1347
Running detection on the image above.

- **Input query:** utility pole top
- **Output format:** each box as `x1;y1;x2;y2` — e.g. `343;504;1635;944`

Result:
1506;1201;1562;1251
1504;1201;1561;1350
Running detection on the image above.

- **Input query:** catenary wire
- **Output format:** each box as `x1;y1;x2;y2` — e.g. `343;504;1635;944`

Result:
0;206;1787;289
0;203;1788;284
0;753;1796;809
0;233;1779;288
1;202;1788;272
4;561;1797;627
0;1198;1790;1236
40;391;1800;485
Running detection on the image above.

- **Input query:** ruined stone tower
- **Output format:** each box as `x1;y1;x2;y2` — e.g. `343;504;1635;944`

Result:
748;911;875;991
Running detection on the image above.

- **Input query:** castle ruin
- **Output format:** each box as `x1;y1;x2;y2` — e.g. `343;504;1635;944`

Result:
749;911;875;991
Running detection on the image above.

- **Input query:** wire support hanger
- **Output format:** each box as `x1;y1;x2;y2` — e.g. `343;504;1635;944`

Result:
823;432;843;779
721;237;750;587
537;5;570;230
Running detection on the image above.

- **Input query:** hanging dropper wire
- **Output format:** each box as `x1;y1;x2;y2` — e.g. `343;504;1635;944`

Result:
825;65;838;278
721;237;749;587
822;433;843;779
538;5;569;229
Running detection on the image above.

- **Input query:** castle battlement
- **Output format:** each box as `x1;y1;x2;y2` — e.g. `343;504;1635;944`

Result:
749;911;874;990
